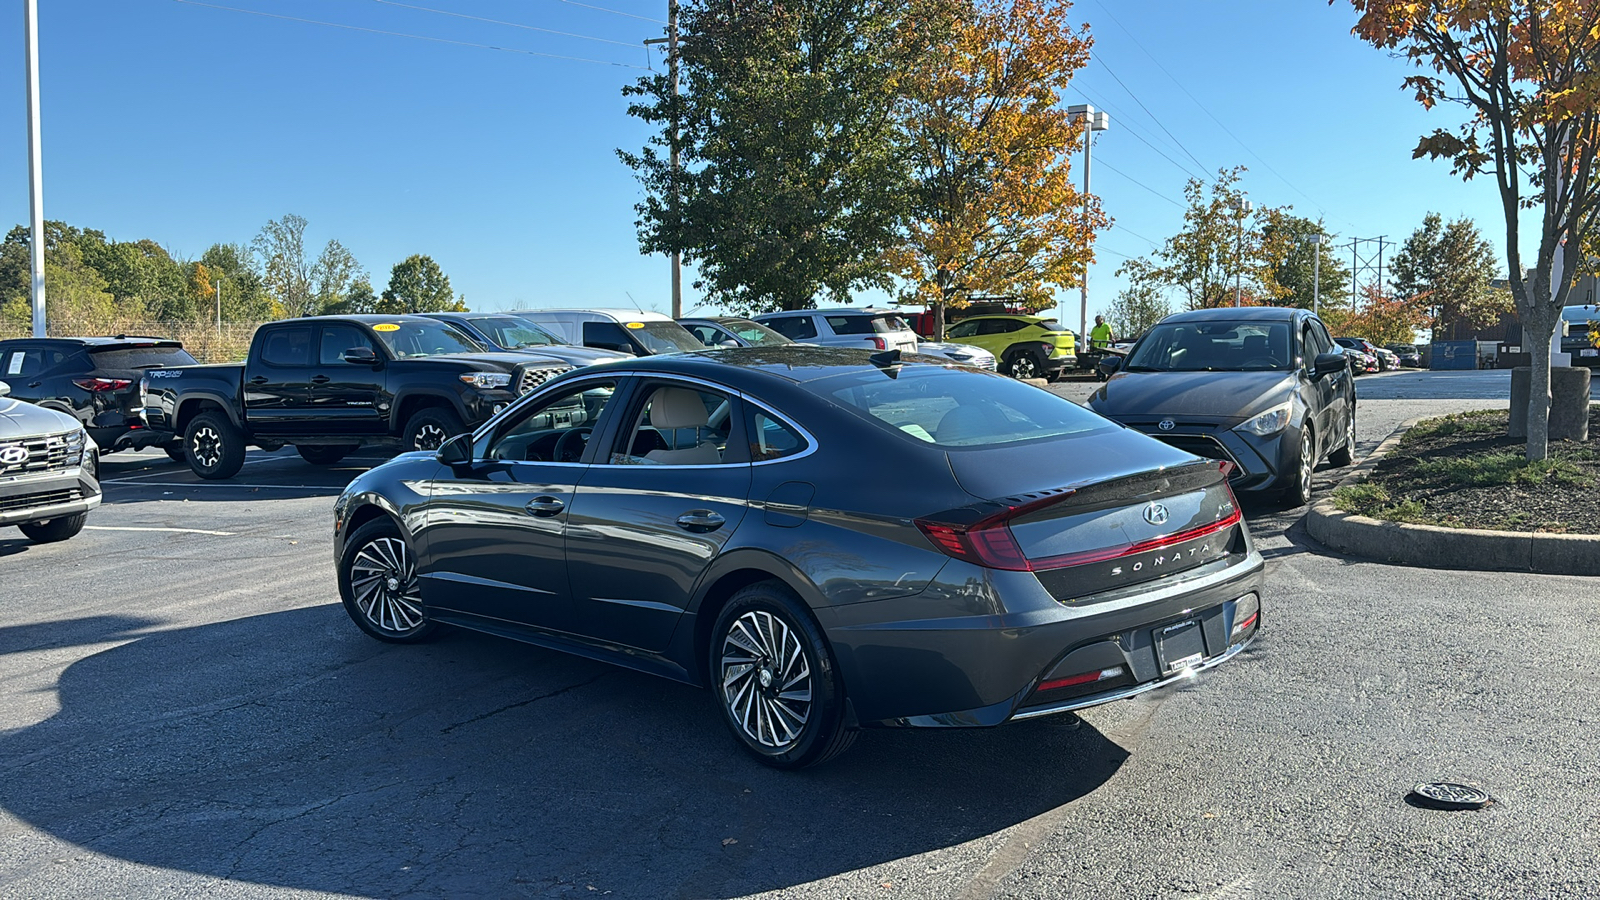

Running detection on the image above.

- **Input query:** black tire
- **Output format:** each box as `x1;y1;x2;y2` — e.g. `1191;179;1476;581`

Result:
184;410;246;480
18;512;87;544
1328;406;1355;467
162;443;187;464
403;407;466;453
1006;350;1045;381
1278;425;1316;509
298;444;357;466
710;580;855;770
337;517;438;644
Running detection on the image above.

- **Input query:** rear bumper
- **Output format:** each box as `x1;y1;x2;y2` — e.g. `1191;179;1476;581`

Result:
0;467;102;527
822;548;1265;728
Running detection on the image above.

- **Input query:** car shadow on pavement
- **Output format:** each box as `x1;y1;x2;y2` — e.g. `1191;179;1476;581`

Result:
0;605;1130;898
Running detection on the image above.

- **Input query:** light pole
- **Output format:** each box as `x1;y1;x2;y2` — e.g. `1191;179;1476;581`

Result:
1308;233;1323;315
25;0;46;337
1066;104;1109;340
643;0;682;319
1228;198;1253;307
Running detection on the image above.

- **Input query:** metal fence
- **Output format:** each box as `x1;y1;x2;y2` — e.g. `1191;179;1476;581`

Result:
0;315;266;364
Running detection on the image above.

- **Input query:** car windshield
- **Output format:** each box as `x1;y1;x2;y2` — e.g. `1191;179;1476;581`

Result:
814;364;1111;448
722;319;791;346
369;320;488;358
1124;321;1293;372
631;321;708;354
465;315;564;349
828;314;911;335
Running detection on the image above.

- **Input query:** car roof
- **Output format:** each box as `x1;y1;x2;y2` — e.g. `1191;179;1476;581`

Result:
0;336;181;347
755;308;905;318
585;345;950;386
513;308;674;322
1161;306;1309;324
955;314;1050;322
266;314;448;325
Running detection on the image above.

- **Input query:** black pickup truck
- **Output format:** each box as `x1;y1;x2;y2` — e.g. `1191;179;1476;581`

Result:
142;315;573;479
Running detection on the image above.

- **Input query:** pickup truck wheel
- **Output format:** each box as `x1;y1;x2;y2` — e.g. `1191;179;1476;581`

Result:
18;512;88;544
404;408;466;452
185;410;246;480
297;444;357;466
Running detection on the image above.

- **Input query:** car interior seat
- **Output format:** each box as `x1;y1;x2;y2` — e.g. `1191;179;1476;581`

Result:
642;387;723;464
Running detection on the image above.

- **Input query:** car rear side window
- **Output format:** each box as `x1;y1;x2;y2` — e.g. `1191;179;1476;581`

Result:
765;316;818;341
88;346;198;368
817;365;1110;448
749;409;807;461
826;315;910;336
260;326;313;367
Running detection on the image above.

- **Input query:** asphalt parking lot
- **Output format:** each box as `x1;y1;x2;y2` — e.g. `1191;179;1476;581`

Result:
4;368;1597;899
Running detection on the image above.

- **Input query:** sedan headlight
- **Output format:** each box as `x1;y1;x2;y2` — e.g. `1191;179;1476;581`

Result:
1236;403;1292;436
459;372;512;390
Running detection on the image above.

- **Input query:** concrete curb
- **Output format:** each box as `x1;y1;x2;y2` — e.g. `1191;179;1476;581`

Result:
1305;417;1600;576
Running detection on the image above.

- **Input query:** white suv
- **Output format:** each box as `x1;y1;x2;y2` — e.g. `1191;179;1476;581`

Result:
752;308;920;353
511;309;706;357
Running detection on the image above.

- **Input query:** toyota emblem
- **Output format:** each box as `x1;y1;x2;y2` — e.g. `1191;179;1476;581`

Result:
1157;418;1176;431
1143;502;1170;526
0;446;27;467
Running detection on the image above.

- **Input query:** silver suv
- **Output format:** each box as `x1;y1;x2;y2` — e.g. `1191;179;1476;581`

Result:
752;308;919;353
0;382;100;543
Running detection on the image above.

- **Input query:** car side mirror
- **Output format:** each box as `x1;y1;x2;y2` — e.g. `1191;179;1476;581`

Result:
435;432;474;466
0;381;9;398
1313;351;1348;378
342;347;380;366
718;339;740;349
1099;355;1122;374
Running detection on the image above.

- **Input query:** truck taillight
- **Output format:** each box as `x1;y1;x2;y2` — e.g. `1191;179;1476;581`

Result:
871;337;887;350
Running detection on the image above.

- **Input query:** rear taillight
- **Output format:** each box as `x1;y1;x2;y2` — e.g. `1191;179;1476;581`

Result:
1039;666;1125;692
915;519;1031;570
871;337;887;350
73;378;133;392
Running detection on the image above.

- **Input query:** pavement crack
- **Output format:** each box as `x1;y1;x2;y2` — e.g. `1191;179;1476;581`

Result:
440;671;611;734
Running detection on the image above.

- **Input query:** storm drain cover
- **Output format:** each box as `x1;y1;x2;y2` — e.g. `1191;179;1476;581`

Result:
1409;782;1491;810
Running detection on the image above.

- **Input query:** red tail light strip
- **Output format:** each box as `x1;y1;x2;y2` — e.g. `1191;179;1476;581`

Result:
73;378;133;392
1027;507;1242;572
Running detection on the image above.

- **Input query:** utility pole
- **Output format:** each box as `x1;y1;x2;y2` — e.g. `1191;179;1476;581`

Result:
1066;105;1108;339
25;0;46;337
1309;233;1323;315
1228;198;1253;307
1344;236;1389;311
644;0;682;318
215;277;222;336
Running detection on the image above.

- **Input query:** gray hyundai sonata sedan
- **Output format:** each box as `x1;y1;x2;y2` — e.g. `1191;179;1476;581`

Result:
333;346;1264;768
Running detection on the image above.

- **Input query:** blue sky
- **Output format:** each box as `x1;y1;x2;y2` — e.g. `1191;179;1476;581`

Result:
0;0;1510;324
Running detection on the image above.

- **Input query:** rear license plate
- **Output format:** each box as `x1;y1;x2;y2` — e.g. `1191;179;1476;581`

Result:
1582;349;1597;357
1156;619;1206;673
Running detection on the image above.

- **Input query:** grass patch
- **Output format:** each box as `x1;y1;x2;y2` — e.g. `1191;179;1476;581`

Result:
1399;408;1505;445
1331;483;1431;523
1408;451;1592;487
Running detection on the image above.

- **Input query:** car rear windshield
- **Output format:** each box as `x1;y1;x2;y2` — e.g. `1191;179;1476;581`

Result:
1125;321;1293;372
722;319;791;347
1035;319;1070;332
827;314;911;335
1561;305;1599;323
813;364;1111;448
88;346;198;368
370;320;487;358
466;315;563;349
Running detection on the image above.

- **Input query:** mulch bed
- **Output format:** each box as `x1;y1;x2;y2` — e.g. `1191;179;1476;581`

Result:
1343;407;1600;534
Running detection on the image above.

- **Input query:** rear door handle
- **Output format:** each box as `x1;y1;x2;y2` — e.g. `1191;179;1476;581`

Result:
311;375;331;384
249;376;269;385
525;496;565;517
676;510;725;533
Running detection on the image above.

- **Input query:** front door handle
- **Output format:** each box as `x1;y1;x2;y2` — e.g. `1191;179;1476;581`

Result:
249;376;269;385
525;495;565;517
311;375;331;384
676;510;726;533
27;381;41;388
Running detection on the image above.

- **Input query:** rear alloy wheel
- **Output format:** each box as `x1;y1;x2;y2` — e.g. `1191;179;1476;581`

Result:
712;581;854;769
185;410;246;480
1328;407;1355;467
403;407;466;453
1278;426;1316;509
297;444;358;466
1007;351;1044;381
338;518;437;643
19;512;87;544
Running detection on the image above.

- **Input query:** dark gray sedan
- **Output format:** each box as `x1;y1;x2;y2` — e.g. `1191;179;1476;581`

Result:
1090;307;1356;507
332;347;1264;768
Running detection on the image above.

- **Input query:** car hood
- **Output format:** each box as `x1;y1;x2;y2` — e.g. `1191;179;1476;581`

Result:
0;397;80;438
1089;369;1297;424
404;352;554;373
512;345;630;367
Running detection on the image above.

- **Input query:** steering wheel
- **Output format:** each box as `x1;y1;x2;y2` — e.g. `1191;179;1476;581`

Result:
553;427;593;463
1240;356;1282;369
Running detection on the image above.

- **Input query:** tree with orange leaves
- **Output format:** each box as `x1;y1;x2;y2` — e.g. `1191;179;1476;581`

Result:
887;0;1103;338
1347;0;1600;460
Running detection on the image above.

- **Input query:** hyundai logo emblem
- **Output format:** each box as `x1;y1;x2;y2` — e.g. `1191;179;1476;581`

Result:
0;446;27;467
1157;418;1176;431
1143;502;1170;526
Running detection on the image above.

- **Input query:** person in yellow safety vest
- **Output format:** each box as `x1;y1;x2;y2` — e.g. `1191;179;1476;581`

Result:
1089;315;1115;351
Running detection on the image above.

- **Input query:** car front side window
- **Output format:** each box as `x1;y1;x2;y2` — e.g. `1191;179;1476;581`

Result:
483;381;618;463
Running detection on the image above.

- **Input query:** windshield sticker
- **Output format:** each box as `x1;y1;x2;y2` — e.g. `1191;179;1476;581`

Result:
625;322;645;329
5;355;20;375
373;323;400;332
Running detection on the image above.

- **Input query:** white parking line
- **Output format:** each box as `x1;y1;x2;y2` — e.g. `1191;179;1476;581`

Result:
84;525;238;536
103;454;299;482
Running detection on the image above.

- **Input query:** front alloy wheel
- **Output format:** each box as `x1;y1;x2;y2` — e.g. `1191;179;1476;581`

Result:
1279;426;1315;509
338;518;437;643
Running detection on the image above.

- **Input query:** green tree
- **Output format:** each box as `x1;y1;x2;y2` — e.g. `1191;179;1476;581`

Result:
619;0;917;313
380;255;464;314
201;242;276;320
1388;213;1507;338
252;214;315;317
312;239;364;314
322;277;378;315
1105;282;1170;338
1262;215;1349;311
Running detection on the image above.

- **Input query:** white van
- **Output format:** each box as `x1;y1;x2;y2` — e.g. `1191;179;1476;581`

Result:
512;309;707;357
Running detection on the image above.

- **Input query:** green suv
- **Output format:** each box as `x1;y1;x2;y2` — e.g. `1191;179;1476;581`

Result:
944;315;1077;380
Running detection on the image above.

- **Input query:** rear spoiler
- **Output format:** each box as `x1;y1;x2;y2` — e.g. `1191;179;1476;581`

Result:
89;339;184;350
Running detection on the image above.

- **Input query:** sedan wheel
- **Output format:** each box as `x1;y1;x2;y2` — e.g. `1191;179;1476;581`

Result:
1279;427;1316;509
1328;407;1355;467
712;582;854;769
338;518;437;643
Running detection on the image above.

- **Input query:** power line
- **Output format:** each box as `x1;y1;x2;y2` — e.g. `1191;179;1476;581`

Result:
170;0;652;69
1089;50;1210;175
370;0;644;49
1111;223;1162;248
543;0;666;24
1095;158;1185;210
1072;84;1208;182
